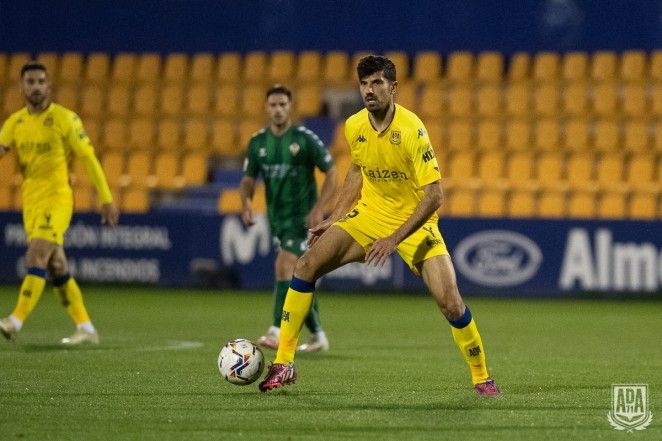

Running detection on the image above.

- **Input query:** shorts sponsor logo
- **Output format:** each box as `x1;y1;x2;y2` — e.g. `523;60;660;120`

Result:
454;230;542;287
608;384;653;431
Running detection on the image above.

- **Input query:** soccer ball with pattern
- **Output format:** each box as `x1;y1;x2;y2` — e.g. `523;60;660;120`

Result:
218;338;265;385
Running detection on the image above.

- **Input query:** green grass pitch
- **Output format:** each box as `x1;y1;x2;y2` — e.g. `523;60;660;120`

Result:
0;285;660;440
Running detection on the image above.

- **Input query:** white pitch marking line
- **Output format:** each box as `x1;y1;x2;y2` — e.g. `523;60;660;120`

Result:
137;340;204;352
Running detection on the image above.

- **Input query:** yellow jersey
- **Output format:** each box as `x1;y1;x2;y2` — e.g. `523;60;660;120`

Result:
0;102;108;208
344;104;441;223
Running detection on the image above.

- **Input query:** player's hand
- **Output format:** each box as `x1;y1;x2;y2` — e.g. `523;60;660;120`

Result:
306;206;324;229
308;217;333;247
241;209;254;226
100;203;119;227
365;236;397;267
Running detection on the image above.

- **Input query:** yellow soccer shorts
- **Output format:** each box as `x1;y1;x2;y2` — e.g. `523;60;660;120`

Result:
23;199;73;246
334;206;449;274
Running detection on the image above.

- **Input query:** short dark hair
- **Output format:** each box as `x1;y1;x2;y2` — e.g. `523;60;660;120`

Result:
266;84;292;101
357;55;396;82
21;61;47;78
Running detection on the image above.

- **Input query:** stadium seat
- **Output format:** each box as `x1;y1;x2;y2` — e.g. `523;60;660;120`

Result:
563;118;589;151
122;187;150;213
217;52;242;83
418;85;444;119
476;52;503;83
160;84;184;117
590;51;617;82
133;84;159;116
445;151;476;187
507;52;530;82
243;51;268;84
649;50;662;82
0;186;12;210
508;189;536;217
533;118;560;151
593;119;620;152
84;118;102;147
151;152;179;189
71;158;92;188
654;121;662;152
79;85;104;118
101;151;126;188
269;51;295;83
106;84;131;117
111;53;136;84
394;81;416;110
476;119;501;151
504;82;529;116
294;84;322;118
506;152;535;190
58;52;84;84
476;85;501;117
332;155;352;182
180;152;209;186
536;152;564;190
620;50;647;82
218;188;242;213
136;53;161;84
296;51;322;84
0;151;18;186
537;189;566;218
7;53;31;83
532;83;559;116
412;51;442;84
190;52;215;84
157;118;181;152
425;120;443;154
447;85;472;117
12;189;22;210
54;84;79;111
36;52;59;77
0;53;7;85
623;119;650;152
447;120;473;152
651;84;662;117
592;83;618;116
241;85;266;118
446;187;476;217
125;151;152;187
163;53;188;84
101;118;128;152
128;117;156;150
185;84;211;117
210;119;238;156
628;192;657;219
183;118;208;151
477;189;506;217
385;51;410;80
323;51;350;85
568;190;596;218
238;119;264;150
329;122;349;157
477;152;505;183
446;52;474;83
561;52;588;82
621;84;647;117
85;52;110;84
598;191;626;218
505;119;531;151
566;152;595;191
596;152;625;191
626;153;656;192
73;186;95;211
562;82;588;116
1;86;22;118
214;85;240;118
532;52;560;83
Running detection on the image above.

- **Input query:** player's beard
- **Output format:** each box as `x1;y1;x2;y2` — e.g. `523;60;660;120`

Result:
26;91;48;108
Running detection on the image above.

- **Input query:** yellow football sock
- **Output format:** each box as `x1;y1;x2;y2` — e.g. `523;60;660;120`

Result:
274;278;314;364
451;317;490;385
12;269;47;322
54;275;91;325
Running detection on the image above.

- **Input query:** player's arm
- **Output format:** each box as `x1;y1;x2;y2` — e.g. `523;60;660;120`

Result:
309;163;361;243
0;118;15;158
239;175;257;226
307;166;337;228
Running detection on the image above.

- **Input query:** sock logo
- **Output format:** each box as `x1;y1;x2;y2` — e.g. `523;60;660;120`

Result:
468;345;482;357
281;311;290;322
21;289;32;298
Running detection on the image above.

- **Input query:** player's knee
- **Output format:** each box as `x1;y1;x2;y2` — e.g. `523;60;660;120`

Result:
437;284;464;320
293;255;318;281
48;257;68;278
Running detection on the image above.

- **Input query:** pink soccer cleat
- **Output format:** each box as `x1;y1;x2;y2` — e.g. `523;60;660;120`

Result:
257;333;279;350
474;379;501;397
258;363;297;392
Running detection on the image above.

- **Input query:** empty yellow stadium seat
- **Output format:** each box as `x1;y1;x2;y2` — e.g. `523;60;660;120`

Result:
507;52;530;82
593;119;620;152
214;85;240;118
592;83;618;116
623;119;650;152
563;118;589;151
476;85;501;117
163;53;188;84
394;81;417;110
598;191;626;218
537;189;566;218
79;85;104;118
446;187;476;217
183;119;208;151
58;52;83;84
620;50;647;82
54;84;79;111
217;52;242;83
101;118;128;151
294;84;322;118
0;54;8;85
127;117;156;150
160;85;184;117
561;52;588;82
536;152;564;190
241;85;266;118
476;52;503;83
629;192;657;219
73;186;95;212
590;51;617;82
238;119;264;149
596;152;625;190
445;151;476;185
0;186;12;210
506;152;535;190
180;152;208;186
36;52;58;77
190;53;215;84
106;84;131;117
534;118;560;151
476;119;501;151
210;119;238;156
269;51;295;83
418;85;444;118
504;82;529;116
562;82;588;116
111;53;136;84
122;187;150;213
425;120;443;153
385;51;410;80
532;83;559;116
85;52;110;84
323;51;350;85
412;51;441;83
101;151;126;188
135;53;161;83
568;190;596;218
2;86;23;117
186;84;211;117
566;152;595;190
243;51;268;84
508;189;536;218
133;84;158;116
447;85;472;117
151;152;179;189
84;118;102;147
532;52;560;83
157;119;181;152
626;153;656;192
296;51;322;84
446;52;474;83
505;119;531;151
477;152;505;182
621;84;647;117
649;50;662;82
447;120;473;152
477;189;506;217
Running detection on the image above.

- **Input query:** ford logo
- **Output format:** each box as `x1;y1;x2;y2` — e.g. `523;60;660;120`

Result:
454;230;542;287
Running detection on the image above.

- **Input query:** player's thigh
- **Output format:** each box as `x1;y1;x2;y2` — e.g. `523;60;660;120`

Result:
25;238;58;268
274;249;298;280
24;203;73;246
397;221;448;275
295;225;365;281
418;254;465;318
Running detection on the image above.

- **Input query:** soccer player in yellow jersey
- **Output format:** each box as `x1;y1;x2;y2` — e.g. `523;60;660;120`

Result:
259;55;500;396
0;62;119;345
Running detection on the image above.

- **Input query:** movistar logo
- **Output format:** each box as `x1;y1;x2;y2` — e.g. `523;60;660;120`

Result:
357;135;367;143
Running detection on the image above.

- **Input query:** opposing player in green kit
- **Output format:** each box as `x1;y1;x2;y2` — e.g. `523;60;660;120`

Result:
239;85;337;352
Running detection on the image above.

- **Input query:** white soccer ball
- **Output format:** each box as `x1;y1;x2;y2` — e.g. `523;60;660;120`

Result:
218;338;265;385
